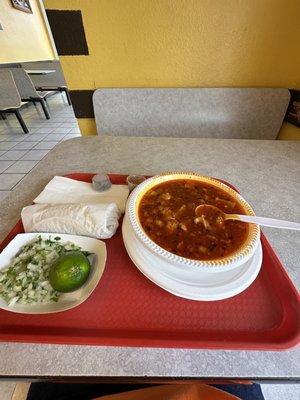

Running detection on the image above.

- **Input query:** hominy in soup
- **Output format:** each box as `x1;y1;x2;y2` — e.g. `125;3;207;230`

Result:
138;180;249;261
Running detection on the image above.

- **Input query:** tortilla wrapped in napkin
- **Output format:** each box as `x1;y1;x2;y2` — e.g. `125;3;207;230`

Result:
33;176;129;213
21;203;120;239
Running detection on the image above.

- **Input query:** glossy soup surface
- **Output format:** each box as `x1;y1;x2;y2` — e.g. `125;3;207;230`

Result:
138;179;249;261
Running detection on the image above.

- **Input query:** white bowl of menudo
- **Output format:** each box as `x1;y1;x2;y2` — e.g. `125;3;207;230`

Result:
127;173;260;272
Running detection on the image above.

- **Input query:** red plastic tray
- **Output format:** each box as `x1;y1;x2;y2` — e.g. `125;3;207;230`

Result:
0;173;299;350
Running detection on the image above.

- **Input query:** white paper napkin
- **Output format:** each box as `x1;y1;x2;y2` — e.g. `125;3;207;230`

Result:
34;176;129;213
21;203;120;239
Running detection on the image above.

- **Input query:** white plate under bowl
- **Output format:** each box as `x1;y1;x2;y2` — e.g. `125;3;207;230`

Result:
0;233;107;314
122;215;262;301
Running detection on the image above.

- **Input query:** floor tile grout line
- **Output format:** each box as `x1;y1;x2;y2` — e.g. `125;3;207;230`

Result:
10;174;26;191
7;152;49;178
0;147;32;162
2;159;39;173
0;173;26;191
1;160;17;173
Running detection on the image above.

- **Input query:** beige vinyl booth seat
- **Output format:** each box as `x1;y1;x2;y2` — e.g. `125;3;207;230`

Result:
93;88;290;139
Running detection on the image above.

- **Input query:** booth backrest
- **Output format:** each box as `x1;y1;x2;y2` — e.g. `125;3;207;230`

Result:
93;88;290;139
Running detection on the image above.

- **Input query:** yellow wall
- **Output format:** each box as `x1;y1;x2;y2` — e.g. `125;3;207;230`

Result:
277;122;300;140
0;0;56;63
45;0;300;137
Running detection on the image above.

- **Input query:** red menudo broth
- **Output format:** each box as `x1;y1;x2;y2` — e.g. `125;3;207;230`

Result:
138;179;249;261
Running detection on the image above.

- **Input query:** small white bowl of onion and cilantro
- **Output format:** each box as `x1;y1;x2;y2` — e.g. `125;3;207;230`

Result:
0;233;106;314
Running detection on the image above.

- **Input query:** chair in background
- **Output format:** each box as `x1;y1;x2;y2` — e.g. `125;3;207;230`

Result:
21;61;71;106
8;68;53;120
0;70;29;133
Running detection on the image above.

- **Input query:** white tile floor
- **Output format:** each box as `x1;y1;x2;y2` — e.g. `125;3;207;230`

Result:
0;93;80;200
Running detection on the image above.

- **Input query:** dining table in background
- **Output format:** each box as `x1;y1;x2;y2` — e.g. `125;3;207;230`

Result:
0;135;299;382
25;69;56;75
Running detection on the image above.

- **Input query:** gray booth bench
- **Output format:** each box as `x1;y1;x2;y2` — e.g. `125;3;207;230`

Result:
93;88;290;139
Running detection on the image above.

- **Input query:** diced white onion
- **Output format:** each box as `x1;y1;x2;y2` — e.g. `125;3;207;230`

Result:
0;236;83;306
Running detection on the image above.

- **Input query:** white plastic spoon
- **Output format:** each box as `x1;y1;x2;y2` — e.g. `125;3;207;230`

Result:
195;204;300;231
